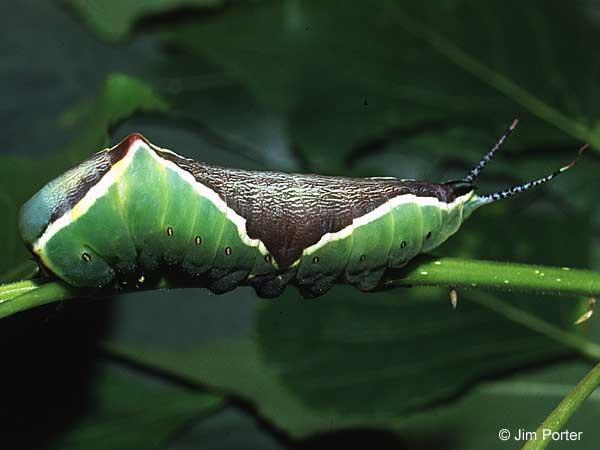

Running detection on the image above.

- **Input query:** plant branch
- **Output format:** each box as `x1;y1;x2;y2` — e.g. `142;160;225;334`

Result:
466;291;600;361
2;255;600;320
523;361;600;450
0;280;77;319
383;255;600;298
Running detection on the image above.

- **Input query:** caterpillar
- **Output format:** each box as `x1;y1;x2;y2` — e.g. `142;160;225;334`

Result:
18;120;583;298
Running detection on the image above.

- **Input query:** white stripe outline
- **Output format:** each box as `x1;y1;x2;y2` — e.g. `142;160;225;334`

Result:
302;191;472;257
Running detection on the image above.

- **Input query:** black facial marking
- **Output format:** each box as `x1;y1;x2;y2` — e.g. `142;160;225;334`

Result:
312;256;319;264
400;241;407;248
166;226;173;237
43;137;134;240
265;254;272;263
360;254;366;261
225;247;232;256
194;236;201;246
444;180;474;197
82;252;91;262
426;231;432;239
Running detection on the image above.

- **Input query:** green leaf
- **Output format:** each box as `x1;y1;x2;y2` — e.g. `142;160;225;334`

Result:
256;288;586;419
388;362;600;449
101;284;584;438
65;0;225;42
60;73;169;163
47;367;223;450
387;3;599;149
65;0;227;42
0;74;167;279
162;0;600;170
166;408;286;450
106;338;388;438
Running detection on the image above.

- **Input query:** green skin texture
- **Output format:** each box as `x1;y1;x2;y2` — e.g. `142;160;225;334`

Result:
19;145;483;296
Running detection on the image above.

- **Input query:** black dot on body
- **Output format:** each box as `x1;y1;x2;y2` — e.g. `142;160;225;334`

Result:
194;236;202;246
313;256;319;264
166;227;173;237
225;247;232;256
82;252;91;262
400;241;407;248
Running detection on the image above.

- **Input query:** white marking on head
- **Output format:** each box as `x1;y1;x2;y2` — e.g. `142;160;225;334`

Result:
33;139;146;255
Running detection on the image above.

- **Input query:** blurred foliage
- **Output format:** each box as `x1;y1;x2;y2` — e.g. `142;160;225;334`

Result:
2;0;600;449
160;0;600;168
47;368;223;450
257;289;583;421
105;287;582;438
64;0;228;42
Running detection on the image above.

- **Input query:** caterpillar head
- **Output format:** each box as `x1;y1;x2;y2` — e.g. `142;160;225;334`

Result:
18;134;149;286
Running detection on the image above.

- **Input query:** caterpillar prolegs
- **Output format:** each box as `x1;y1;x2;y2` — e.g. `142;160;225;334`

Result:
18;121;584;298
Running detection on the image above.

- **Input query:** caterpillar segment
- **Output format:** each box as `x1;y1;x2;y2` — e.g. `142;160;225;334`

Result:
19;122;583;298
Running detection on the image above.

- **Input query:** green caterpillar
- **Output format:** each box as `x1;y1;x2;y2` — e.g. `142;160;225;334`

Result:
18;120;582;298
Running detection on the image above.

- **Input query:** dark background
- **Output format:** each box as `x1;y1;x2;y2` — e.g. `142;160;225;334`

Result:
1;1;600;449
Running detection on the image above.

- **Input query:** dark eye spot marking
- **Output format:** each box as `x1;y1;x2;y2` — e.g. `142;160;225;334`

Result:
426;231;432;240
265;254;272;263
82;252;91;262
360;254;366;262
400;241;407;248
225;247;232;256
312;256;320;264
194;236;202;246
166;227;173;237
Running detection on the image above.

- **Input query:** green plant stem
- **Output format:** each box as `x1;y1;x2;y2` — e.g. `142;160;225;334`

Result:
466;291;600;361
0;280;76;319
523;362;600;450
1;256;600;320
0;279;38;302
384;256;600;297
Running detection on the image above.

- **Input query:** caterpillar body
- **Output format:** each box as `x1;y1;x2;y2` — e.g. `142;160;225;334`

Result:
18;121;582;298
